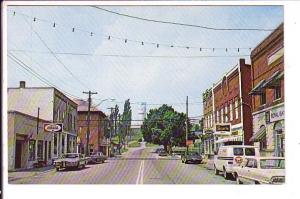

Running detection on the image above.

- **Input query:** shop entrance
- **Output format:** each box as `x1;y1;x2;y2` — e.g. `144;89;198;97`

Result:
15;140;23;169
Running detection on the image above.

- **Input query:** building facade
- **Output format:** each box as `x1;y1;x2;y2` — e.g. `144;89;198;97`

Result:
213;59;253;151
75;99;108;156
202;88;215;156
8;111;52;170
8;81;78;166
250;23;284;157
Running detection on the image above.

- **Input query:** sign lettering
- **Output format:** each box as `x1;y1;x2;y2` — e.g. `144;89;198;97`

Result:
44;123;63;132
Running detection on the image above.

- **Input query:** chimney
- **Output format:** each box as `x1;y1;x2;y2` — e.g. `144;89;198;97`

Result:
20;81;26;88
239;58;245;66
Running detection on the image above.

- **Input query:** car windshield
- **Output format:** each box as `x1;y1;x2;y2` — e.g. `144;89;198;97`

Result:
65;154;79;158
260;159;285;169
189;152;199;156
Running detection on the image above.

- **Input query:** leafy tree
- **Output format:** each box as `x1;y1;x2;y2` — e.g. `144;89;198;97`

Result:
120;99;132;146
141;104;191;152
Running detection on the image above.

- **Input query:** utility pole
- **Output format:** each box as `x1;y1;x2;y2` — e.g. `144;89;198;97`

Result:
186;96;189;153
118;114;121;154
83;91;98;157
37;107;40;135
107;107;115;156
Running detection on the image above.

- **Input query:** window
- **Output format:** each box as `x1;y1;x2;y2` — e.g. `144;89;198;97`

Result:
29;140;36;161
57;109;60;121
48;141;52;159
37;140;43;160
225;104;228;122
216;110;219;123
245;148;256;156
221;108;224;123
233;147;244;156
235;98;239;120
260;134;267;150
274;86;281;100
260;92;266;105
62;134;65;154
54;134;57;156
230;102;233;121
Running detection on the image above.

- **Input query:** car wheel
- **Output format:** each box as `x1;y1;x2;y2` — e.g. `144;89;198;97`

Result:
56;167;59;171
223;168;230;180
214;166;219;175
236;174;243;184
255;181;260;185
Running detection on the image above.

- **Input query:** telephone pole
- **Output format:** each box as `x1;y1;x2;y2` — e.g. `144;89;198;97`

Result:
107;107;115;156
83;91;98;156
186;96;189;153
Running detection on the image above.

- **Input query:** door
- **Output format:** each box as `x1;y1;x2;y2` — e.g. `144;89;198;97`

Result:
44;141;48;162
15;140;22;169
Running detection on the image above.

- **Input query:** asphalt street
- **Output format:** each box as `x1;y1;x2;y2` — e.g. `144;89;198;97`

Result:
9;143;235;184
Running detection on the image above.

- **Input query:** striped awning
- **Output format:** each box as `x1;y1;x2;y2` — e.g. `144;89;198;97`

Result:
250;126;266;142
215;136;243;144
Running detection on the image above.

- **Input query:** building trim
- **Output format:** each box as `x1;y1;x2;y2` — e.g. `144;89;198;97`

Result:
252;102;284;116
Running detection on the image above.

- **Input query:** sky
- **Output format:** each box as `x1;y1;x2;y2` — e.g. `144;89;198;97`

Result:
6;5;283;124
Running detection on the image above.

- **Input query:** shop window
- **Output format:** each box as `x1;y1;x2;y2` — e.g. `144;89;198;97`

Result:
37;140;43;160
48;141;52;159
29;140;36;161
260;92;266;105
274;86;281;100
54;134;57;156
260;134;267;150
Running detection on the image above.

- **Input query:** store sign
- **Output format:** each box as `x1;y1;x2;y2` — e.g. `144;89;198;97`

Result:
270;106;284;122
216;124;231;132
44;123;63;132
268;47;284;66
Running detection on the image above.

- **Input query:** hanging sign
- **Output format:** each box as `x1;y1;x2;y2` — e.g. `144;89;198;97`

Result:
44;123;63;132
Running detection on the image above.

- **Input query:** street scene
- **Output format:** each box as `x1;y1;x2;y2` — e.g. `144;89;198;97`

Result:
6;5;284;185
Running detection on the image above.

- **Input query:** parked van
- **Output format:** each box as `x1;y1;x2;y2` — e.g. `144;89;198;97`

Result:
214;145;259;179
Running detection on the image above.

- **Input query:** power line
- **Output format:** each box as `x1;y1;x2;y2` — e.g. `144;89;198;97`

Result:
8;52;82;99
8;49;250;59
22;17;91;91
91;6;276;32
9;10;255;52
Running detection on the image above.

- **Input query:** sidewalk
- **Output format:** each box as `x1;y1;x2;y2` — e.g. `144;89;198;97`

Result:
8;165;54;182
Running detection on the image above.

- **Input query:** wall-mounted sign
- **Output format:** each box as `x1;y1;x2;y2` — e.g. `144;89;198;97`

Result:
270;106;284;122
216;124;231;132
268;47;284;66
44;123;63;132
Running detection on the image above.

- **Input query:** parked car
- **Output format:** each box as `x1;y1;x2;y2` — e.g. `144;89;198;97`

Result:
233;157;285;184
88;152;107;164
154;148;164;153
214;145;259;179
181;151;202;164
158;149;168;156
54;153;88;171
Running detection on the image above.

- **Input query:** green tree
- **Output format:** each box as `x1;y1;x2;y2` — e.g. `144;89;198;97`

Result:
141;104;191;152
120;99;132;147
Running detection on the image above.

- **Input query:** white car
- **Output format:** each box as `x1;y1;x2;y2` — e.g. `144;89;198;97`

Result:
54;153;88;171
233;157;285;184
214;145;259;179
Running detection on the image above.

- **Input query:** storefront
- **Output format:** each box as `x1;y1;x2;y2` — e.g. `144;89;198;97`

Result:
251;103;284;157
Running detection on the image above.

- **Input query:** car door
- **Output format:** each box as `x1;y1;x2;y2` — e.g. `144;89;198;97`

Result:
241;159;256;184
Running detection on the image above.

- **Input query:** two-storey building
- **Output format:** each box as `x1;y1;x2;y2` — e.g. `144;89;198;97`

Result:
249;23;284;157
8;81;78;169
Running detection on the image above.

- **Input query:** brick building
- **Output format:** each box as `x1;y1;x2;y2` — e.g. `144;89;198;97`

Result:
249;23;284;157
8;81;78;163
202;88;215;156
75;99;108;156
213;58;253;151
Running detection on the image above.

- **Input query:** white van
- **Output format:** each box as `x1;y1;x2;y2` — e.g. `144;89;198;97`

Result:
214;145;259;179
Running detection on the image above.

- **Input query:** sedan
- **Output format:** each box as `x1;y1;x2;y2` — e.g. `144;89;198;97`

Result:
88;152;107;164
181;151;202;164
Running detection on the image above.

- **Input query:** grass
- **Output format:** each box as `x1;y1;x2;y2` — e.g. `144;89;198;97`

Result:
128;141;141;148
145;142;159;147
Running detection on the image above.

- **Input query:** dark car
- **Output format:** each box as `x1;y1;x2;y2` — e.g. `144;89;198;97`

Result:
181;151;202;164
154;148;164;153
158;149;168;156
88;152;107;164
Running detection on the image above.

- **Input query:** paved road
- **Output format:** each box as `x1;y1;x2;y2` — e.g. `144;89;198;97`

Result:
9;143;235;184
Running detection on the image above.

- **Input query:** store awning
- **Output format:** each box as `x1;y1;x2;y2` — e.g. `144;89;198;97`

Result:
249;79;266;95
250;126;266;142
263;70;281;88
215;136;243;144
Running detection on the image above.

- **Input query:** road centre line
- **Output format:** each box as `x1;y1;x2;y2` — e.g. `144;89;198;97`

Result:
136;160;145;184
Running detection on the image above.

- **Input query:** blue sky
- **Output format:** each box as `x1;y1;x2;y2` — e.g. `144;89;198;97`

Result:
6;5;283;123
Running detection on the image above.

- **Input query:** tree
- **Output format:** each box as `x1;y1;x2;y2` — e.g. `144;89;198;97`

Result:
141;104;191;152
120;99;132;147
